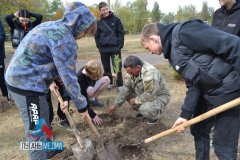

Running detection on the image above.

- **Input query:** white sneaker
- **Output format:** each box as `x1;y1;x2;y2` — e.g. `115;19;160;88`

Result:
117;86;123;91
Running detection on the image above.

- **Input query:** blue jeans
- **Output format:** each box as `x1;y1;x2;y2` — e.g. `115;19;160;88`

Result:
190;98;240;160
10;90;50;160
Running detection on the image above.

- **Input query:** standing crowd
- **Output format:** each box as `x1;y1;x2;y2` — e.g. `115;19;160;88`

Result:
0;0;239;159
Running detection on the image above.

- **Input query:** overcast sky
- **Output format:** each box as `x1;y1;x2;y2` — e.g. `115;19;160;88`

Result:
64;0;220;13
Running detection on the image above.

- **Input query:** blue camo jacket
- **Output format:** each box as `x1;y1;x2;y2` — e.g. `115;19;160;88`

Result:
5;2;96;111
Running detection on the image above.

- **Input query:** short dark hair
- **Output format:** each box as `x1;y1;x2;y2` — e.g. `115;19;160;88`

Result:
141;23;158;42
19;9;30;18
123;55;143;68
99;2;108;10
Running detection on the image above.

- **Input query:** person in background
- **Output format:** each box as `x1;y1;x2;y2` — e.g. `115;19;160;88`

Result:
108;55;170;125
0;20;9;103
5;2;96;159
212;0;240;36
5;9;43;48
95;1;125;90
77;60;110;125
141;20;240;160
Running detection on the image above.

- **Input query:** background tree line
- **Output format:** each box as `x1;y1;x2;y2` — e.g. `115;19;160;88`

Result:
0;0;215;34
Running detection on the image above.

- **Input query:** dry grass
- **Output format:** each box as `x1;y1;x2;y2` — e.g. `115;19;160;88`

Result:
76;34;145;60
5;34;146;61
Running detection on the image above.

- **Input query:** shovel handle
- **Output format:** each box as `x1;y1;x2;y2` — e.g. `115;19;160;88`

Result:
144;97;240;144
52;87;101;138
85;115;101;138
52;88;84;148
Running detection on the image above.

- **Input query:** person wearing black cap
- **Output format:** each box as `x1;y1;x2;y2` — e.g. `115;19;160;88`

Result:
5;9;43;48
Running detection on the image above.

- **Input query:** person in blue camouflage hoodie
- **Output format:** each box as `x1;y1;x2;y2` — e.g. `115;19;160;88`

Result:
5;2;96;159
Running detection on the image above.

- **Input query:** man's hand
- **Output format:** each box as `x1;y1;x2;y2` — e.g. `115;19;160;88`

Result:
112;73;117;78
92;115;103;125
108;105;116;115
172;117;187;133
129;98;136;106
49;83;58;91
60;101;68;113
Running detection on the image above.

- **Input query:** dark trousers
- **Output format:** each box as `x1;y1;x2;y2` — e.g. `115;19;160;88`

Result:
0;61;8;97
190;98;240;160
100;52;123;87
47;88;69;124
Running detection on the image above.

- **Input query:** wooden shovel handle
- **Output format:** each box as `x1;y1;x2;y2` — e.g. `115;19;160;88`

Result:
52;88;84;148
144;97;240;144
52;87;101;138
84;115;101;138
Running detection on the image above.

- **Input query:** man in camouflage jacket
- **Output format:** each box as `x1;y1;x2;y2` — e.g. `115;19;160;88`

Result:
108;55;170;124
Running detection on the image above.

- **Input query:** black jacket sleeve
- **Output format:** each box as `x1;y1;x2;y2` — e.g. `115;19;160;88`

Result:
179;19;240;73
94;21;100;49
61;87;71;101
54;80;71;101
180;81;201;120
29;12;43;27
116;17;124;49
0;21;5;59
5;14;15;32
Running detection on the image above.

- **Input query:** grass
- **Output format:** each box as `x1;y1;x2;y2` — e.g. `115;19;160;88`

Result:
5;34;146;60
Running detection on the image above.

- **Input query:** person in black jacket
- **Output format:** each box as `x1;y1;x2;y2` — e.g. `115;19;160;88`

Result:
5;9;43;48
95;2;124;90
0;20;9;102
141;19;240;160
212;0;240;37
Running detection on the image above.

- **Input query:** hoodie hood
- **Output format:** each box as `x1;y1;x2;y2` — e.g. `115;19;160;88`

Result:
61;2;96;37
157;23;178;59
220;0;240;14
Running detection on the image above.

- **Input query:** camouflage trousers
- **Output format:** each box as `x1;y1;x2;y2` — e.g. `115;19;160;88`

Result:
128;93;169;120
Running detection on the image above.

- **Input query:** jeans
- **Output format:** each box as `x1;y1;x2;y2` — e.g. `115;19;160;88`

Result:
10;90;50;160
190;98;240;160
100;52;123;86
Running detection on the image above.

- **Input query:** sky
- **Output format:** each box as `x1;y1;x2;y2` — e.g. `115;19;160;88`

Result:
63;0;221;13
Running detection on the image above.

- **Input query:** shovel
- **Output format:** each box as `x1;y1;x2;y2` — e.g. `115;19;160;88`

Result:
84;110;122;160
124;97;240;147
52;88;95;160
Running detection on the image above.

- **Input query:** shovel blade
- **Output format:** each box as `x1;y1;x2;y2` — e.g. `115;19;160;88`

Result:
71;138;95;160
99;142;122;160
